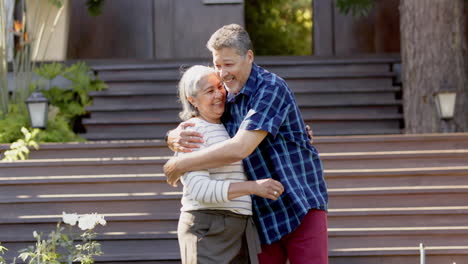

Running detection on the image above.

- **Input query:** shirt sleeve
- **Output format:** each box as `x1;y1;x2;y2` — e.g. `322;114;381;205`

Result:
177;121;231;203
181;170;230;203
239;83;291;137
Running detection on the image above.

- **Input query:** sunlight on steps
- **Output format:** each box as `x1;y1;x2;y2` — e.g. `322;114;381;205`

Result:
329;185;468;192
321;149;468;156
332;246;468;252
0;173;163;181
330;226;468;232
1;134;467;263
330;206;468;212
102;231;178;236
16;192;182;198
0;156;172;163
18;213;152;219
327;166;468;173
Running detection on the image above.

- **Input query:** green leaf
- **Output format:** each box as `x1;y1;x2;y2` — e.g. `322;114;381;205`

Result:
29;141;40;150
18;252;30;261
21;127;29;136
34;62;64;80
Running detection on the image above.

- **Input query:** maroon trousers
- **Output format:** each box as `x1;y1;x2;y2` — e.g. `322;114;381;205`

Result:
257;209;328;264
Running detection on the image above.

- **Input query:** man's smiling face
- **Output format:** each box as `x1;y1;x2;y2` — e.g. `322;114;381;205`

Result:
212;47;253;95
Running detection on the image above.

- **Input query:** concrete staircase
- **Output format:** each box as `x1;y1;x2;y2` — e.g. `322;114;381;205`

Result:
82;55;402;140
1;133;468;263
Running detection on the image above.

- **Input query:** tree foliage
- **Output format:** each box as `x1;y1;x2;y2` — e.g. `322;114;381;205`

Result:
335;0;374;16
245;0;313;55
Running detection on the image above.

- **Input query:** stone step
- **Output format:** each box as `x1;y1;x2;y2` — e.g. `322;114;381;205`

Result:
2;184;468;222
3;152;467;178
22;141;170;159
2;133;468;263
315;133;468;152
0;197;180;222
0;239;180;263
92;82;400;96
1;205;467;227
5;227;468;248
84;57;401;139
83;111;403;126
82;120;402;140
93;56;398;82
86;106;401;123
97;67;397;82
328;189;468;209
328;209;468;229
86;92;401;111
1;134;463;160
329;247;468;264
328;170;468;190
0;181;182;199
322;150;468;169
3;232;468;263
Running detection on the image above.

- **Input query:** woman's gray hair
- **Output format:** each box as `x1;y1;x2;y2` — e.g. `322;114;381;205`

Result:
206;24;253;56
178;65;216;121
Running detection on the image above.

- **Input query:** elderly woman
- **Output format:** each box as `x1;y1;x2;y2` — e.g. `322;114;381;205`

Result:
175;65;284;264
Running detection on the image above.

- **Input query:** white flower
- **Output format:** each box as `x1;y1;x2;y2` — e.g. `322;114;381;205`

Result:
62;212;79;226
78;214;97;231
97;215;107;226
77;213;106;230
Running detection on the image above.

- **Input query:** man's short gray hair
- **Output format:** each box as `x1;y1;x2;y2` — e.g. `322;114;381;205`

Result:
206;24;253;56
178;65;216;121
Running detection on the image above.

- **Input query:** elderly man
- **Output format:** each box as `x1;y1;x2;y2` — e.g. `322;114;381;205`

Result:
165;24;328;264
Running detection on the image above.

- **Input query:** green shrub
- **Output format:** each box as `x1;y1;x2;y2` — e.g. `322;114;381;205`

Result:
0;61;106;145
245;0;313;55
0;104;30;143
0;103;84;144
37;62;107;133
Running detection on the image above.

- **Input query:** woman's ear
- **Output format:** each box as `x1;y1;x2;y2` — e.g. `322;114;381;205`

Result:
187;96;197;108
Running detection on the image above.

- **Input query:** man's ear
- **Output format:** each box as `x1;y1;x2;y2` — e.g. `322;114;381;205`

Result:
247;49;254;64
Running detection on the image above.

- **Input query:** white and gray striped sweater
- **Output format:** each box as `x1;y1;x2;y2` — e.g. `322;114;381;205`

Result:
178;117;252;215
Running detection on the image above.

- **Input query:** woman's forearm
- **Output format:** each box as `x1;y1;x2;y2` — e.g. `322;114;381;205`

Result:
227;181;255;200
229;179;285;201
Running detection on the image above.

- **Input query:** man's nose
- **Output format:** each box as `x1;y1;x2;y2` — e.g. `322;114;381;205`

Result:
218;68;228;78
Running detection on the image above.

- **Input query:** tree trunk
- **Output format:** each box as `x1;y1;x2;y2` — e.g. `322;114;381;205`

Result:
400;0;467;133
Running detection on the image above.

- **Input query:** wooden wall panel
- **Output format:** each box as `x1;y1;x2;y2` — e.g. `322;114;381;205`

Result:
67;0;154;59
333;6;377;55
153;0;175;60
313;0;334;56
155;0;244;59
68;0;244;60
314;0;401;55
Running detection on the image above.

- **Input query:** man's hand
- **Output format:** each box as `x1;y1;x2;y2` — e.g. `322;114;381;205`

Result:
167;122;204;153
164;157;183;187
306;124;314;144
252;179;284;201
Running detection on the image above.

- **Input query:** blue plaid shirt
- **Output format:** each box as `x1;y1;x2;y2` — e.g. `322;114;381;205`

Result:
222;63;328;244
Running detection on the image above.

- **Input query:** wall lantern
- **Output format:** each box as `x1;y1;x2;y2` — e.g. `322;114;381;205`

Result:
434;90;457;120
26;91;49;129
